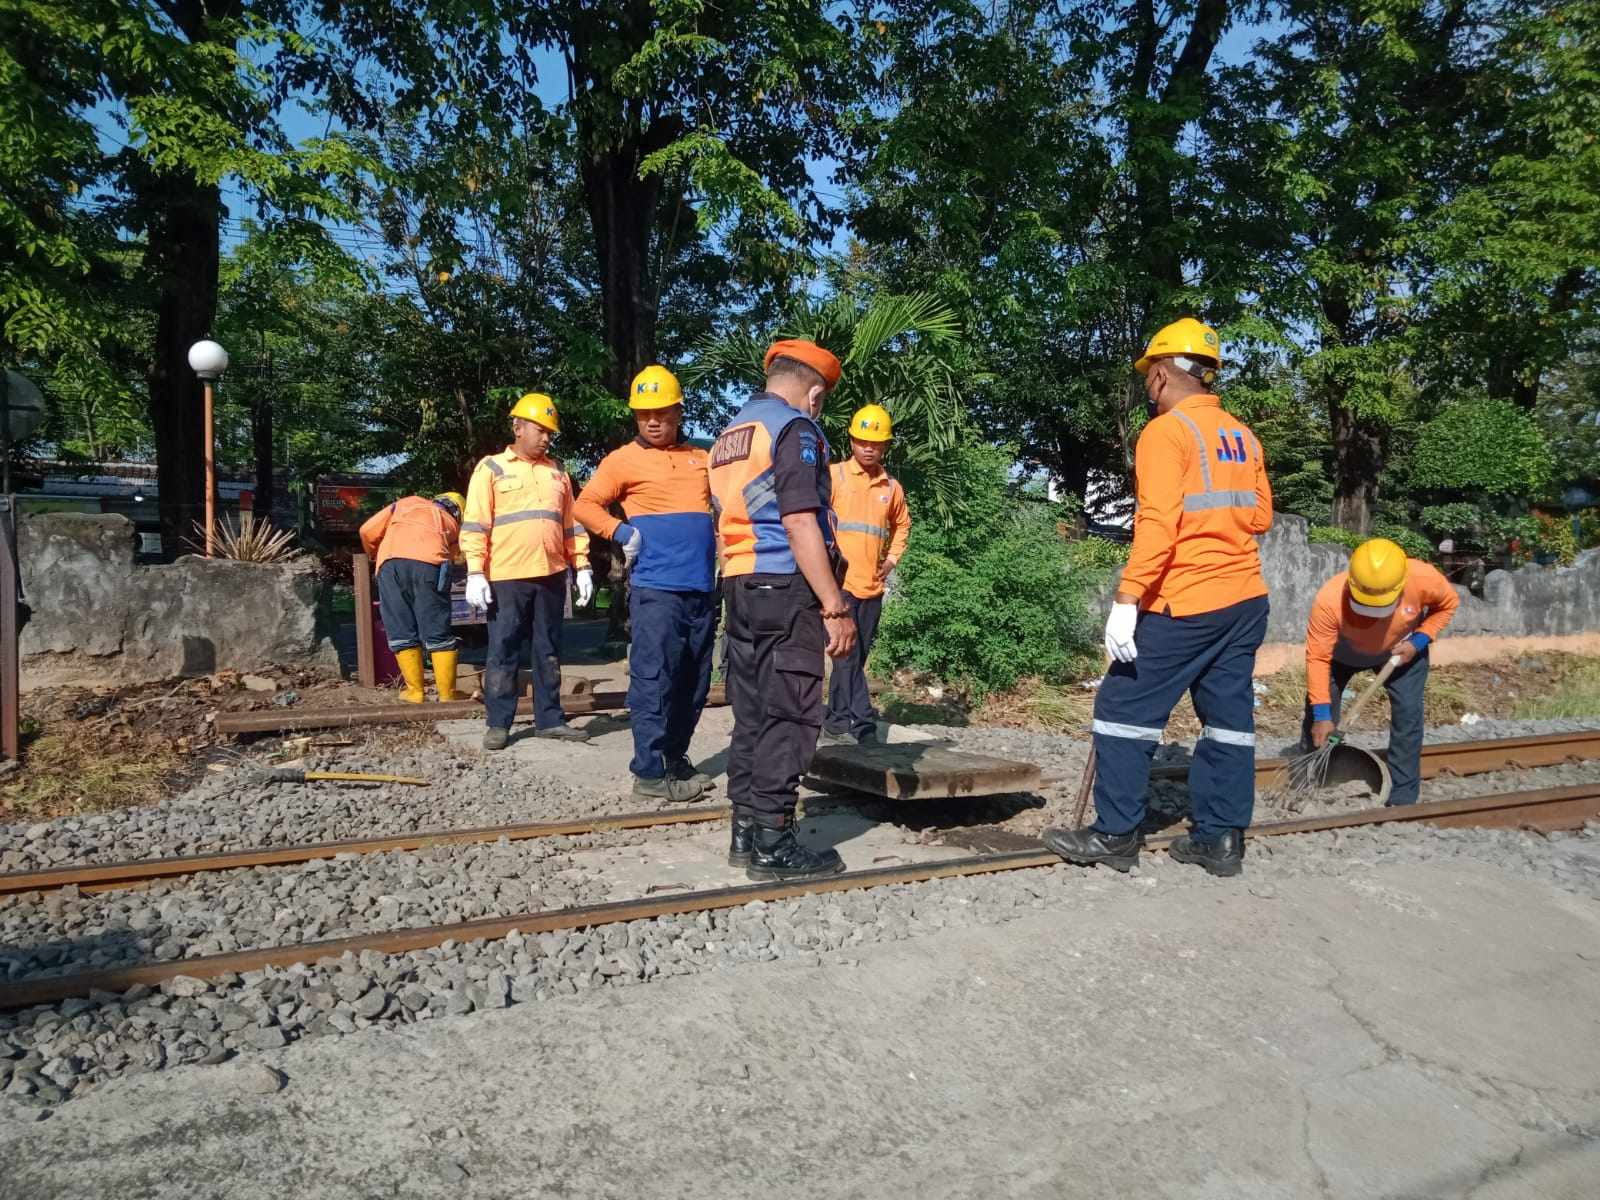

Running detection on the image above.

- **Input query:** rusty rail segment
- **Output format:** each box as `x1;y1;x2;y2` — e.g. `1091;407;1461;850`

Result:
214;682;731;736
0;806;729;898
4;783;1596;1012
1148;728;1600;789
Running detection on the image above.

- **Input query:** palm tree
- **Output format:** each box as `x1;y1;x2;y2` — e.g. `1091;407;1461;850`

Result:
683;291;980;523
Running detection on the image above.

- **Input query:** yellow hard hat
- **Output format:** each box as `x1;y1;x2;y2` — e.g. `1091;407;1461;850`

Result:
1134;317;1222;376
1348;538;1408;608
433;492;466;519
849;404;893;442
629;364;683;410
509;391;560;433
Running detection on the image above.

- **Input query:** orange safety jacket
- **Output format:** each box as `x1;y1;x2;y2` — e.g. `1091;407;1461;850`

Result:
460;448;589;582
1305;561;1460;710
1119;394;1274;617
358;495;459;573
709;394;834;577
829;458;911;599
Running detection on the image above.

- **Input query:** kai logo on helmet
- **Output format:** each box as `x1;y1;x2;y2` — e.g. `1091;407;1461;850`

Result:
509;391;561;432
629;364;683;410
849;403;893;442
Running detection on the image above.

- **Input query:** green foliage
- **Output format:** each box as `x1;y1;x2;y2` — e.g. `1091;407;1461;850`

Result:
1411;397;1555;498
1508;512;1577;566
1307;525;1363;553
1062;536;1129;572
685;290;972;522
873;442;1098;698
1310;523;1434;562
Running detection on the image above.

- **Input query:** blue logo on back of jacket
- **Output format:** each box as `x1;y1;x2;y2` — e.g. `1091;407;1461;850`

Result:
1216;430;1249;463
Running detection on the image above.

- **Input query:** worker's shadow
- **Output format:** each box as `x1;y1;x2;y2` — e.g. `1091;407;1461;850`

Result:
575;713;632;739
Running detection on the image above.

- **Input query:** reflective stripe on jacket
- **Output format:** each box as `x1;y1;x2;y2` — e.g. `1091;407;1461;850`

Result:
359;496;459;573
829;459;911;599
708;394;833;577
460;448;589;581
573;439;716;593
1118;393;1273;617
1305;561;1460;706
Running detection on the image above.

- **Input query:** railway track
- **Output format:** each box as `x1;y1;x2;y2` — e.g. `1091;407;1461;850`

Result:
6;728;1599;902
3;781;1596;1012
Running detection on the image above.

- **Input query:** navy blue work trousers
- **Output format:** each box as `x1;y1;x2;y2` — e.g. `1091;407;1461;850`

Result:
376;558;455;653
628;586;717;779
1092;595;1269;840
824;592;882;741
1301;652;1429;806
484;572;567;732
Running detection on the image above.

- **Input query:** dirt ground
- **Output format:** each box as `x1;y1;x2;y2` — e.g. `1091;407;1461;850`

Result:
7;649;1599;828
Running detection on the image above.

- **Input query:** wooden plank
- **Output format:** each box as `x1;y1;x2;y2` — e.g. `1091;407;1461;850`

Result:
807;743;1041;801
353;551;376;689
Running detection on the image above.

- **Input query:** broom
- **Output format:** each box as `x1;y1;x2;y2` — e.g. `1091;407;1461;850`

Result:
1264;654;1401;810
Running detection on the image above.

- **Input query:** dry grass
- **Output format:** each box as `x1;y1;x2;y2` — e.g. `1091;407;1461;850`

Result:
972;677;1096;733
1;725;183;820
188;517;302;563
1512;659;1600;719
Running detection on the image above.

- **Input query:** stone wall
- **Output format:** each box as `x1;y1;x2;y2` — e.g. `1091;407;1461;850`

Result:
18;513;337;686
1087;513;1600;651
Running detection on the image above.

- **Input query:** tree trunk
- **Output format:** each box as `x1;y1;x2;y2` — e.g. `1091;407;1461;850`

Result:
144;177;222;558
1328;395;1382;533
580;143;664;395
252;388;274;526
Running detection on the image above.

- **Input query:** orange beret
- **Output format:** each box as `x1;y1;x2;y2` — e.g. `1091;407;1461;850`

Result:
764;339;842;390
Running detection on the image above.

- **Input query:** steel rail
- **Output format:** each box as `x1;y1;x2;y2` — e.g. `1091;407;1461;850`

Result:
1147;728;1600;789
0;806;729;898
3;783;1595;1011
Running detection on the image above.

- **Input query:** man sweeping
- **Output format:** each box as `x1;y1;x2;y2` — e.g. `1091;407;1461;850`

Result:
1302;538;1459;806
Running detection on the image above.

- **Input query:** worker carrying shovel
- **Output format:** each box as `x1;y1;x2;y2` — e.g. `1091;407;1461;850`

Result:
1303;538;1459;806
359;491;466;703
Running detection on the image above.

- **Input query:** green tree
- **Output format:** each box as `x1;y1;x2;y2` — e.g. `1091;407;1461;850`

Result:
683;290;971;521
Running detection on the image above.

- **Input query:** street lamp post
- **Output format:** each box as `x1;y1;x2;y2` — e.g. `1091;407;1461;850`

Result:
187;339;229;556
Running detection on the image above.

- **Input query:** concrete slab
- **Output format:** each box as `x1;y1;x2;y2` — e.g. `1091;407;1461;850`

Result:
5;860;1598;1199
806;742;1041;800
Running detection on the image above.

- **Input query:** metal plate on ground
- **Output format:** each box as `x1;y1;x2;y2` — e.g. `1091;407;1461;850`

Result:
806;743;1041;801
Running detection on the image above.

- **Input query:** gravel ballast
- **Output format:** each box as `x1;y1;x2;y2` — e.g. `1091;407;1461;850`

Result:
1;812;1595;1117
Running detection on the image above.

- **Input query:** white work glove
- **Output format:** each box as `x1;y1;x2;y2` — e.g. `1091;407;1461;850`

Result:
616;523;642;571
465;573;492;614
574;568;594;607
1104;601;1139;664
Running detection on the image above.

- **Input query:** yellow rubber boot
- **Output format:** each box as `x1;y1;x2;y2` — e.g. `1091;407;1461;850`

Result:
395;647;426;703
432;649;460;702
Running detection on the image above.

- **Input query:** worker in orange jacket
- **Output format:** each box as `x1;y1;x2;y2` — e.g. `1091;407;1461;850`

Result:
1303;538;1460;805
574;365;718;804
821;403;911;745
461;392;592;750
359;491;465;703
1045;317;1273;878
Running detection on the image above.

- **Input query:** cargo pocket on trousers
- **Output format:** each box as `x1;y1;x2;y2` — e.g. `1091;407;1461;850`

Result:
768;645;823;726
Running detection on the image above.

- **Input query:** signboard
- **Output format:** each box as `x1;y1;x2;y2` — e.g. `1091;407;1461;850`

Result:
315;482;372;532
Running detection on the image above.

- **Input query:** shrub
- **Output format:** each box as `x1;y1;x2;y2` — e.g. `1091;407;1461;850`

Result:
1062;535;1129;572
1411;396;1554;498
1309;523;1435;562
874;442;1101;698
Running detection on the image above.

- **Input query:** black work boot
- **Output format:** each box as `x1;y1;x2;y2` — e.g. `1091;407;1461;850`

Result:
746;816;845;882
534;722;590;742
1168;829;1244;877
668;757;715;790
482;726;509;751
1041;826;1142;873
632;775;704;804
727;812;757;867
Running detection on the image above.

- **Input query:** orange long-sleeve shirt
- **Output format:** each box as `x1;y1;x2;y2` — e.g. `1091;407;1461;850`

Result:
1119;394;1273;616
1305;560;1460;708
573;438;716;593
829;458;911;599
460;448;589;581
358;496;459;573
